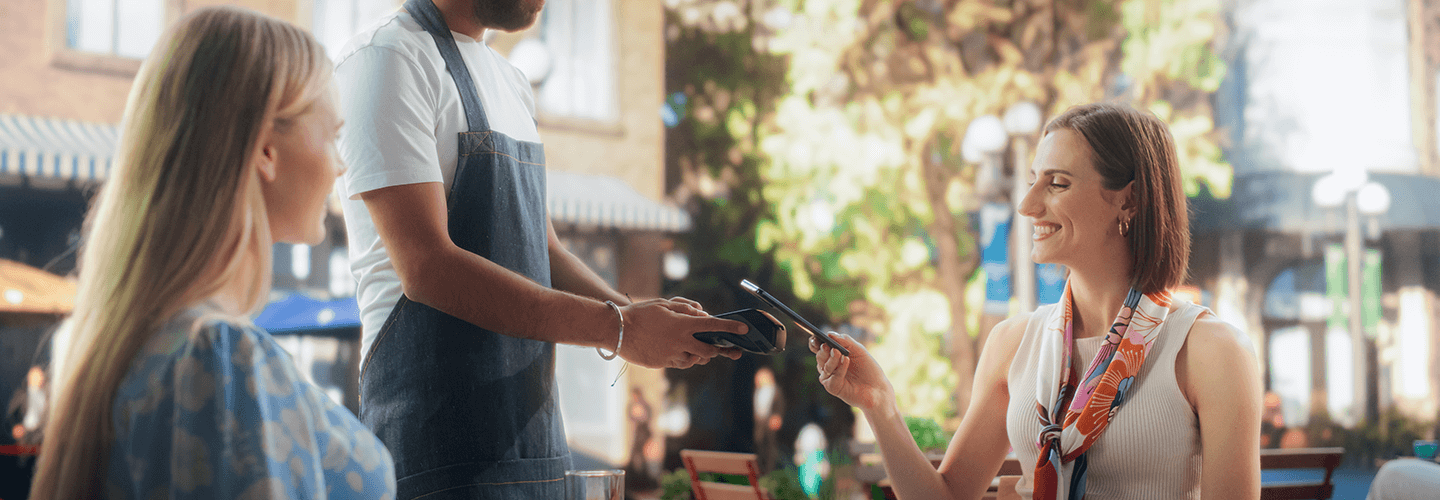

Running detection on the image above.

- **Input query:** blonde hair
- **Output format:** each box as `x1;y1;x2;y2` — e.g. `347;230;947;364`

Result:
32;6;329;498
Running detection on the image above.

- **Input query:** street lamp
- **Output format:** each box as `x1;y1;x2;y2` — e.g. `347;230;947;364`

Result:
1311;168;1390;424
1004;102;1043;313
963;114;1008;194
964;115;1010;316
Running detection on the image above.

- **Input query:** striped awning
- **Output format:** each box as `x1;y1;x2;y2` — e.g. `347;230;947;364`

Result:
0;114;692;232
0;114;117;185
547;170;692;232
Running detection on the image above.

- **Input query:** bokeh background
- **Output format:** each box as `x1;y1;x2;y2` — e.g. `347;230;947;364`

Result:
2;0;1438;498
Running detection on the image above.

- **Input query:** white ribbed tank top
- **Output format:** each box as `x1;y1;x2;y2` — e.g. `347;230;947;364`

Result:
1005;301;1206;499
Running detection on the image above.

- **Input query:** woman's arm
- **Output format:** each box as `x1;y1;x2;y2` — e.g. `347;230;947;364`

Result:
814;315;1027;499
1182;317;1263;500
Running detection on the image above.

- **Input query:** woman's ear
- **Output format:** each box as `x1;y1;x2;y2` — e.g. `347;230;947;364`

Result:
253;128;278;183
1118;180;1138;219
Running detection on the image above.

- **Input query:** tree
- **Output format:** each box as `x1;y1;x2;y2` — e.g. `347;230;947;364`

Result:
665;0;1232;426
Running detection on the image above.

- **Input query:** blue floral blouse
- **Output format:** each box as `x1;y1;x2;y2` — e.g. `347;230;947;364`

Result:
105;307;396;499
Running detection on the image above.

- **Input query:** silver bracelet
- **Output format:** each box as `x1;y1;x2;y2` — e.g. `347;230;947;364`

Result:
596;300;623;360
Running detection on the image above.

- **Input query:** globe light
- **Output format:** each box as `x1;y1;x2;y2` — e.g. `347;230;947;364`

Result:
963;115;1008;156
663;250;690;281
1356;181;1391;215
1311;173;1347;208
1003;101;1043;136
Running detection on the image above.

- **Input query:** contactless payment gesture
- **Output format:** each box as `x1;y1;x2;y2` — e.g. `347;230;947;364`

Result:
739;279;850;356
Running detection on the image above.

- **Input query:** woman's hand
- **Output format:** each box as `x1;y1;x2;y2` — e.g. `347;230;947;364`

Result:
810;332;893;412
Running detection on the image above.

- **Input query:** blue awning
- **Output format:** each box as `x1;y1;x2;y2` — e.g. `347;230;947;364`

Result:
1191;171;1440;234
0;114;116;185
254;293;361;334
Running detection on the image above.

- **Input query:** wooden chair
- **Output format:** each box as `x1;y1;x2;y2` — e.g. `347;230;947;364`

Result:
1259;447;1344;500
680;449;769;500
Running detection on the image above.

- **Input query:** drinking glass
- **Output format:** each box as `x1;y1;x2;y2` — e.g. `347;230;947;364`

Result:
564;469;624;500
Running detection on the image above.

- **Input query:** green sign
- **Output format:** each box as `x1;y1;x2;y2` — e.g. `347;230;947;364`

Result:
1325;244;1346;331
1363;248;1382;335
1322;243;1384;337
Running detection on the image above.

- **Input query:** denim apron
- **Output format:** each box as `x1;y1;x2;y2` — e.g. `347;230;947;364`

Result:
358;1;569;498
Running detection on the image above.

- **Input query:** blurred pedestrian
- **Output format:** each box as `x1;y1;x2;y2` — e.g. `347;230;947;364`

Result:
30;7;395;498
813;103;1263;499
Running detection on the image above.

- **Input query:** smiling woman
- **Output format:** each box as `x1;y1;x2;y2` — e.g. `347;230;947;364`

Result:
811;103;1263;500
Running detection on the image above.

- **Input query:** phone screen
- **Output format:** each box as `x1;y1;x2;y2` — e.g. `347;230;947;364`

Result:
740;279;850;356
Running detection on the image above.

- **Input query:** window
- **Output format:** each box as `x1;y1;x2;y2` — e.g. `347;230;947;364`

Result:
312;0;399;62
64;0;164;59
536;0;617;123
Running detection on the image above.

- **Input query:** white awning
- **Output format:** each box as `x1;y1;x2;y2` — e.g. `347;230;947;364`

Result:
547;170;692;232
0;114;117;186
0;114;692;232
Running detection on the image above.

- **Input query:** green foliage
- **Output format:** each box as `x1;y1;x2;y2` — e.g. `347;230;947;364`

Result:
759;467;812;500
905;416;952;452
665;0;1235;426
1119;0;1234;197
659;468;692;500
1304;410;1438;466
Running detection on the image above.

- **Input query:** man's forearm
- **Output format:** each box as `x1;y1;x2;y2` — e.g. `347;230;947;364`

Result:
549;243;630;306
404;244;617;349
546;219;630;306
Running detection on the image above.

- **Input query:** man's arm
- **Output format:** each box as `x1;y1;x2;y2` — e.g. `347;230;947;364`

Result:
360;181;745;368
546;218;629;305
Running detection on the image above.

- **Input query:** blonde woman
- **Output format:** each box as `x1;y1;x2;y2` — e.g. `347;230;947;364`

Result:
31;6;395;499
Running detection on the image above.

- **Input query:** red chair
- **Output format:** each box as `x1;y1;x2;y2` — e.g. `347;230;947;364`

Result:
679;449;770;500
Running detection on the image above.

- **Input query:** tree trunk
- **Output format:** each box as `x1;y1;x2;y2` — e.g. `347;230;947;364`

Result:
920;144;981;419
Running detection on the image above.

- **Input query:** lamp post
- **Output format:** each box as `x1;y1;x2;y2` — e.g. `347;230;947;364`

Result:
1004;102;1043;313
963;115;1010;318
1312;169;1390;424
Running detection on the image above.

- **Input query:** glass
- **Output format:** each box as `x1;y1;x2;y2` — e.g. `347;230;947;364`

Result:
1414;440;1438;460
564;469;623;500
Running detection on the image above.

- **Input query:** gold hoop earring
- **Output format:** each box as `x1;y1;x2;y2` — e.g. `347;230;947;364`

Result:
1118;218;1131;237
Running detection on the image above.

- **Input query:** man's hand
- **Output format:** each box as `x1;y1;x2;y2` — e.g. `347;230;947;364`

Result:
617;298;746;369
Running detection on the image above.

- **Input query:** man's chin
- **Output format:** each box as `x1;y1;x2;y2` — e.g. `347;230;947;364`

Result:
474;0;544;32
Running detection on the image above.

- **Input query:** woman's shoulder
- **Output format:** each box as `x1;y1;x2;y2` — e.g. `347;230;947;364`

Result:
988;304;1057;348
1181;311;1256;361
979;307;1051;364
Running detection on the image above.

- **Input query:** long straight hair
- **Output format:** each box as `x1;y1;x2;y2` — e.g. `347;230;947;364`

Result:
31;7;329;498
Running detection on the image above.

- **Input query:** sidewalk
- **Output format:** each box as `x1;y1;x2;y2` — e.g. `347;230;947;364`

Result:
1264;465;1377;500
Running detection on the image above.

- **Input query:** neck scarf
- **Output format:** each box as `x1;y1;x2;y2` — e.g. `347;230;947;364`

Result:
1031;282;1173;500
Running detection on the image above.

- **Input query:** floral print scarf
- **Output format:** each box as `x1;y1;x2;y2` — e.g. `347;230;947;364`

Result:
1031;283;1173;500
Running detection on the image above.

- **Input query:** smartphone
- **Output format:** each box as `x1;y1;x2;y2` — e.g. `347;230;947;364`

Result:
740;279;850;356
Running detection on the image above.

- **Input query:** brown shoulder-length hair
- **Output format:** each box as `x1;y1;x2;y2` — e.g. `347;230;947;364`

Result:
1043;103;1189;294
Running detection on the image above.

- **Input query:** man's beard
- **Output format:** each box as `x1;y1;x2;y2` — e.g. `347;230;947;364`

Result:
472;0;542;32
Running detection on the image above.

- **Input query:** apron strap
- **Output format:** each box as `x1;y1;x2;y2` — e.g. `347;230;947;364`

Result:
402;0;492;133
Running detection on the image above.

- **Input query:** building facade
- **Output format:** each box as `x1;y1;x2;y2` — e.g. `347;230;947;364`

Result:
1194;0;1440;430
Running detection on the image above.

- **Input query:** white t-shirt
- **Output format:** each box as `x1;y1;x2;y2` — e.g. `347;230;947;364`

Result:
333;11;543;361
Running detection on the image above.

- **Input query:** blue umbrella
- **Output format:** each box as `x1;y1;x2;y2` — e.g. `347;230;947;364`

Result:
254;293;361;334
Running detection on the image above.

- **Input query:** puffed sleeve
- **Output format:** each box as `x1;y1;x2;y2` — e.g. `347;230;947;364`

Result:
109;320;392;499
